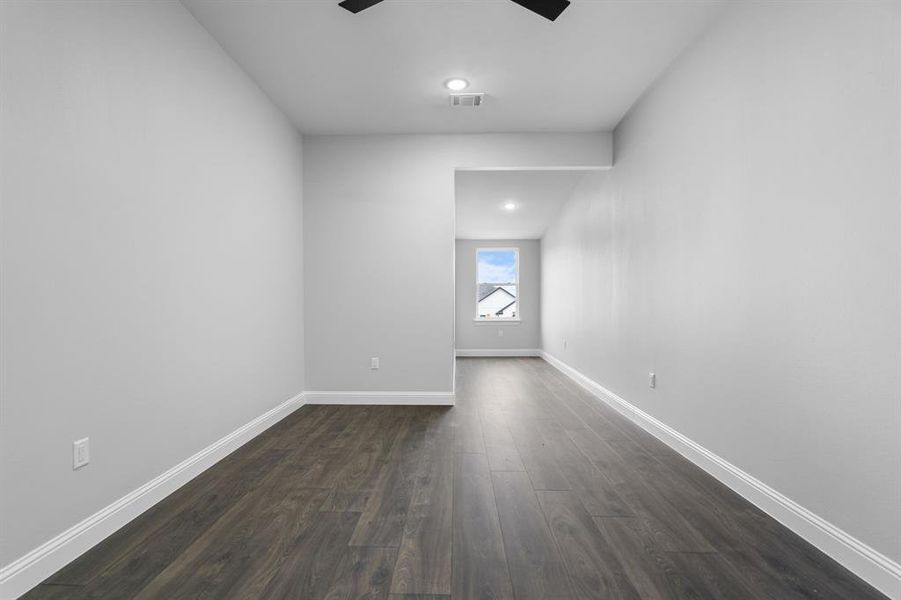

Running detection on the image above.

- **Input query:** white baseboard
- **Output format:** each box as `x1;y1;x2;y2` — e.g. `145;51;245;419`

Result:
540;351;901;600
305;391;455;406
455;348;541;357
0;392;306;600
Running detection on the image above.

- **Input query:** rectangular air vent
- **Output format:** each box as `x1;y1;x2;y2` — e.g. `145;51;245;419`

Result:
449;93;484;108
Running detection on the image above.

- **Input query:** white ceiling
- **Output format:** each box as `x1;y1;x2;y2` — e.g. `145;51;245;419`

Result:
455;170;587;239
184;0;724;134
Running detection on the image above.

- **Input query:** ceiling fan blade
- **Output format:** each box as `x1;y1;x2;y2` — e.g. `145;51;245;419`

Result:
338;0;386;14
509;0;571;21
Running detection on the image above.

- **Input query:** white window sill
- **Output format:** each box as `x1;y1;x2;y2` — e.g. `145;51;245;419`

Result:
473;319;521;325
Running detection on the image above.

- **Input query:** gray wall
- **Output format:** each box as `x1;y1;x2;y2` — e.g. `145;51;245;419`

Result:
0;1;305;566
455;239;540;352
541;1;900;562
303;133;611;393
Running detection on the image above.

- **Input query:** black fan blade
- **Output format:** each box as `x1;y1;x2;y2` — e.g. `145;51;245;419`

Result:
509;0;570;21
338;0;385;14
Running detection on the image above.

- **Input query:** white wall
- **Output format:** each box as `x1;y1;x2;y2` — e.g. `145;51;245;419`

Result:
0;0;305;568
455;239;540;352
541;0;900;565
303;133;610;393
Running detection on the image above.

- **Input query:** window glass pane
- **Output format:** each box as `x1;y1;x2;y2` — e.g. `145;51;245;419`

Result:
477;249;517;319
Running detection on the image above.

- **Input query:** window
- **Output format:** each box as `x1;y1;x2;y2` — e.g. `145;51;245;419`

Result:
476;248;519;321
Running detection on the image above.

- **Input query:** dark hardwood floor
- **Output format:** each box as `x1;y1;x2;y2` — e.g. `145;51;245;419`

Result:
25;358;887;599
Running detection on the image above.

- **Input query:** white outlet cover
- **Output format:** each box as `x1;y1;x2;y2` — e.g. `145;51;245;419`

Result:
73;438;90;470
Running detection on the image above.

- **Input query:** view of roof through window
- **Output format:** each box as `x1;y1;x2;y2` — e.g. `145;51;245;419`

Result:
476;248;518;320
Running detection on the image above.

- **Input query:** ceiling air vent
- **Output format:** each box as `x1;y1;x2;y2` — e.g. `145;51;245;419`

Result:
449;93;484;108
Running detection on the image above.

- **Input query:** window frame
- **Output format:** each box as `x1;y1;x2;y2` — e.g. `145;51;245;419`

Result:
474;247;521;322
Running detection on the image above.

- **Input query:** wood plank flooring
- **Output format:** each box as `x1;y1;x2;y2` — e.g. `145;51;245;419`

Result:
25;358;887;599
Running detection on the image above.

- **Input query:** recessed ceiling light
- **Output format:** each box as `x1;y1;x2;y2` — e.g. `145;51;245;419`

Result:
503;202;517;211
444;78;469;92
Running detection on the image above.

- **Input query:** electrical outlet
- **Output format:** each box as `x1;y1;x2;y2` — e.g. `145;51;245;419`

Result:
649;372;656;389
370;357;379;370
498;329;504;337
563;339;567;350
73;438;90;470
